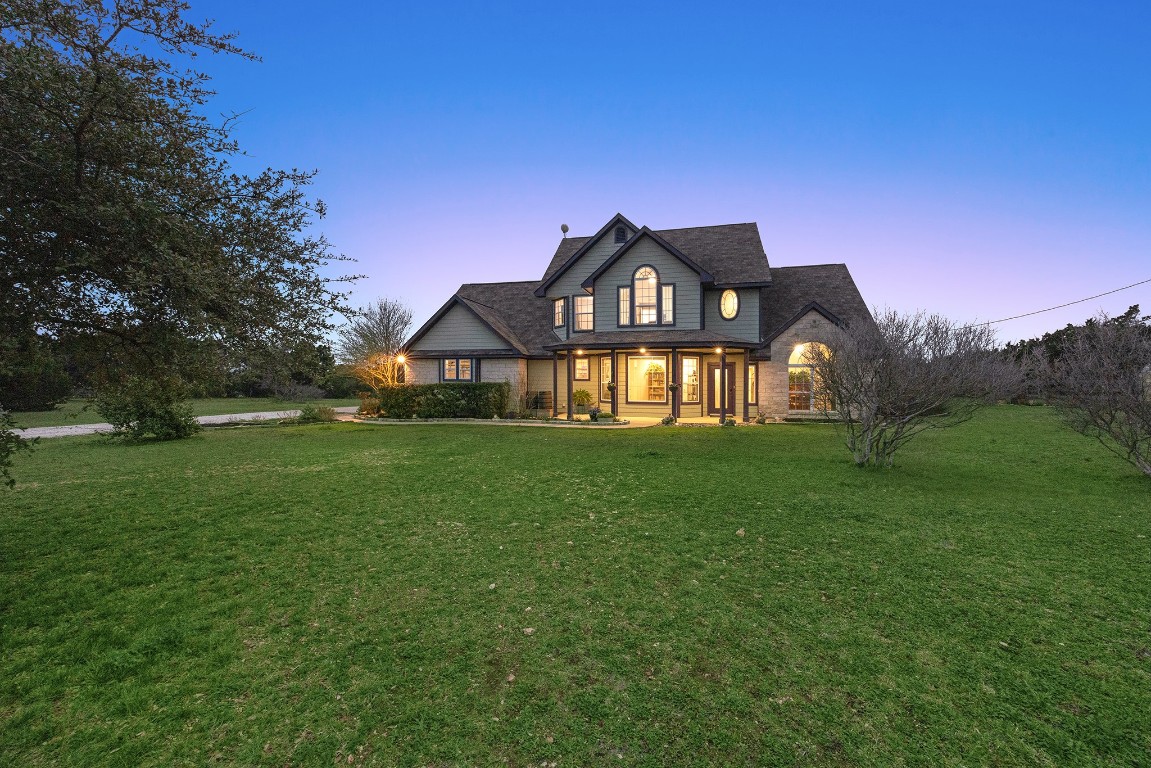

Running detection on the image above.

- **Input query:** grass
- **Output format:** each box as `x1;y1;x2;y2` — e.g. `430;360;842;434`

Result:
8;397;359;429
1;406;1148;766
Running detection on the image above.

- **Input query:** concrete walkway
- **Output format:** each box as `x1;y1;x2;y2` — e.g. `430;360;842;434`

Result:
12;407;360;439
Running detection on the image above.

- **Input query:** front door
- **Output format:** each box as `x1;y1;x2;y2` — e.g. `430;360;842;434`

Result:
707;363;736;416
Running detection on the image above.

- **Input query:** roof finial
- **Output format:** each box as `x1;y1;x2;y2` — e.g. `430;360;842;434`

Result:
560;223;569;238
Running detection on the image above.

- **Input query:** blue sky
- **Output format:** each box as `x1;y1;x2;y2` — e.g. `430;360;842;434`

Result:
189;1;1150;343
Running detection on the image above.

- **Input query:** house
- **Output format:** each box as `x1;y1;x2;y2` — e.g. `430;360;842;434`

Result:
402;213;870;421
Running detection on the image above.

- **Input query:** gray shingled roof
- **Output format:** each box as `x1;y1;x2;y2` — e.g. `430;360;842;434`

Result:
456;281;558;356
540;222;771;287
759;264;872;350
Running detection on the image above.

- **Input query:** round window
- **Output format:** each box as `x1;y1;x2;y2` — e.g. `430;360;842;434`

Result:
720;289;739;320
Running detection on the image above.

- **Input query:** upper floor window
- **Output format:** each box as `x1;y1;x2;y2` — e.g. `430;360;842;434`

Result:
617;265;674;326
614;226;627;244
633;266;658;325
553;297;566;328
573;295;593;331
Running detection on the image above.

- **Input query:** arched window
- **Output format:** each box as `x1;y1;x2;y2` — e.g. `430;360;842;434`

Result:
633;266;659;325
614;226;627;244
788;342;833;411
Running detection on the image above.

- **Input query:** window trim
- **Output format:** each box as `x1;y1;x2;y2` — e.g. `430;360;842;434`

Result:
618;286;632;327
573;294;594;332
747;363;757;404
624;353;669;405
442;357;475;382
574;357;590;381
681;356;701;403
661;283;676;326
632;265;659;326
719;289;740;321
553;297;567;328
600;355;613;402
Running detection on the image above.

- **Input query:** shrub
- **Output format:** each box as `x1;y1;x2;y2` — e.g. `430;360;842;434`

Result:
375;383;510;419
94;376;201;441
358;394;381;416
723;418;737;427
572;389;593;406
296;405;338;423
660;414;677;426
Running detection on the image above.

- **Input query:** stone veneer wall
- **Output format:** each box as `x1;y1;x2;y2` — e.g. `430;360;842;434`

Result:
407;359;439;386
759;309;840;418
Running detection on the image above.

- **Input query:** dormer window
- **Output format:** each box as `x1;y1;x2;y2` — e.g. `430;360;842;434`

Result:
614;226;627;244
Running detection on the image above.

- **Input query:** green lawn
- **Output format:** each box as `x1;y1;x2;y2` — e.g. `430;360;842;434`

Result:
8;397;359;429
1;407;1148;766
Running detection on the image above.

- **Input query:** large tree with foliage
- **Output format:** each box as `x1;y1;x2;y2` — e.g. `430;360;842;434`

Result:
0;0;355;433
806;309;1021;467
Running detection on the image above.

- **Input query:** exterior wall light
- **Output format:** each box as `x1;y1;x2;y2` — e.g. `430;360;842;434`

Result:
396;354;407;364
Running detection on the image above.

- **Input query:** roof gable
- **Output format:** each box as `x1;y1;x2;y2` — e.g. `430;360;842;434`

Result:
405;294;526;355
759;264;872;348
580;227;713;289
535;213;639;296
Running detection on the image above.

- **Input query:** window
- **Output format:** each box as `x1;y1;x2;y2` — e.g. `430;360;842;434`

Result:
681;357;700;403
627;355;667;403
574;357;590;380
618;287;631;326
443;357;474;381
633;266;658;325
747;363;757;404
614;225;627;244
574;295;593;331
600;356;612;401
720;289;739;320
788;343;832;411
553;298;566;328
661;284;674;324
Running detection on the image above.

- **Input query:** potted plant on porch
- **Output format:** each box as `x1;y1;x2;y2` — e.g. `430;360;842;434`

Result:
572;388;593;415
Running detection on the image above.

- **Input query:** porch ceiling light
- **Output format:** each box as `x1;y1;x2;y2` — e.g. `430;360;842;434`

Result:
639;347;647;353
714;347;723;354
576;349;584;355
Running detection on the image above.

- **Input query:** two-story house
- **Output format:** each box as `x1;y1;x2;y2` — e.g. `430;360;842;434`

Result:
402;213;870;421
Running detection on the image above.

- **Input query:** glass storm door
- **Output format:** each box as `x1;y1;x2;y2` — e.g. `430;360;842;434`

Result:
707;363;736;416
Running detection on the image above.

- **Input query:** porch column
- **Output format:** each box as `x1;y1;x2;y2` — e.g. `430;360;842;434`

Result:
670;348;679;420
719;347;727;424
551;352;558;418
610;348;618;415
742;352;749;422
566;351;574;421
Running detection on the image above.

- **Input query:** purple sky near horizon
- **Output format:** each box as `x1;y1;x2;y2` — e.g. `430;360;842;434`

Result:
188;0;1150;344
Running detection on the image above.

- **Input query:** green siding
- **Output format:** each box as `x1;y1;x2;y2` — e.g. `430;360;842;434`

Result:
704;288;760;342
593;238;702;331
409;303;509;351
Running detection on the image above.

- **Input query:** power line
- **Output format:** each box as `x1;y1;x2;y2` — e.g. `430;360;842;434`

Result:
967;277;1151;327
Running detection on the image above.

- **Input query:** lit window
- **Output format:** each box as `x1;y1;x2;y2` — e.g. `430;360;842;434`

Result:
720;289;739;320
627;355;667;403
443;358;474;382
747;363;757;404
600;356;613;401
618;287;631;326
574;295;593;331
661;284;674;324
553;298;566;328
614;226;627;244
633;266;658;325
788;343;832;411
682;357;700;403
574;357;590;380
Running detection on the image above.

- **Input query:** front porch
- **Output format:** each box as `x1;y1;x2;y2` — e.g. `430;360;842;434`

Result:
542;333;762;424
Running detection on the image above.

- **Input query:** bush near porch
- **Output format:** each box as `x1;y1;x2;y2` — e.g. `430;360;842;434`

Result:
366;382;510;419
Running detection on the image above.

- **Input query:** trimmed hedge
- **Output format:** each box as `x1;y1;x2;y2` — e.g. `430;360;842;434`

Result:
372;383;510;419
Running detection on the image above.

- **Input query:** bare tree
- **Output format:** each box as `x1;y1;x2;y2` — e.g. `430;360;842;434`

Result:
1036;312;1151;476
806;309;1020;467
336;298;414;390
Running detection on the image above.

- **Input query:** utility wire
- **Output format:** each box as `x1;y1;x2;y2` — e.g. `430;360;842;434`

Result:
967;277;1151;327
